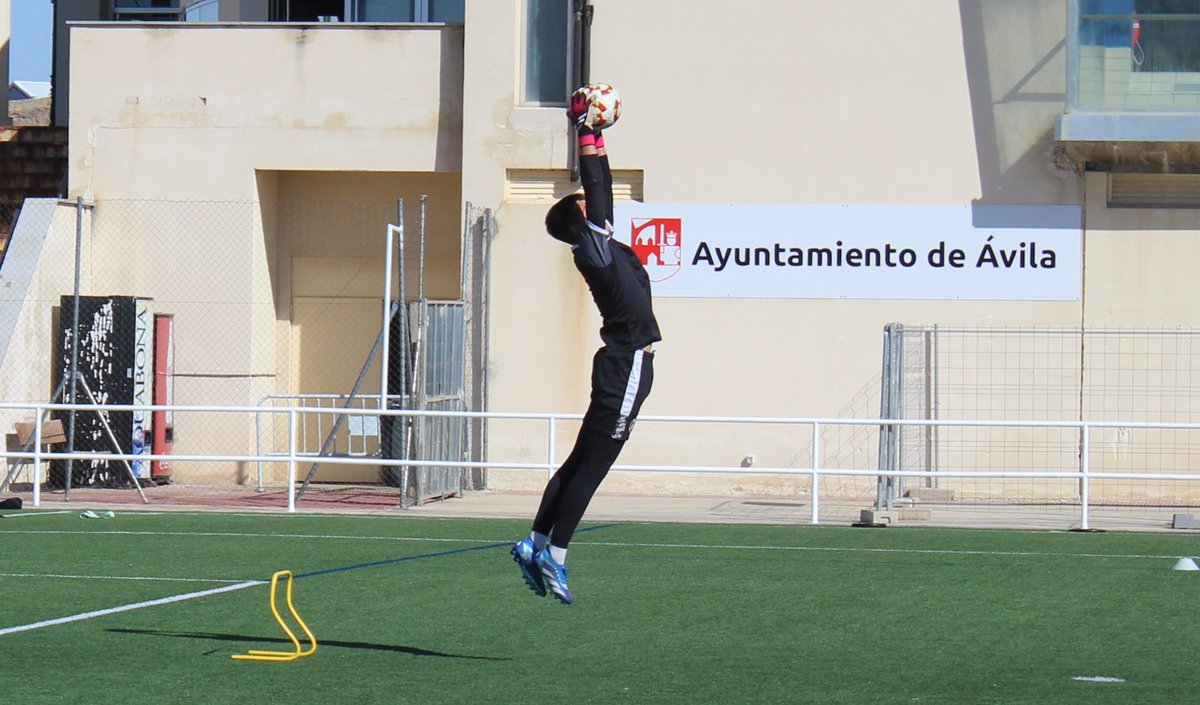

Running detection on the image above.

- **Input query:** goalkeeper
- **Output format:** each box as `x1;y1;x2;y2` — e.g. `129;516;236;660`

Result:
510;85;662;605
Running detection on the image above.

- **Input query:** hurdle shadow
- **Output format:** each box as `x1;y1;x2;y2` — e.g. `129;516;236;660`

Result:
107;628;508;661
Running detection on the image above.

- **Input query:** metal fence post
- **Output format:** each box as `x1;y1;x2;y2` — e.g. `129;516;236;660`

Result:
31;404;43;507
287;409;297;513
548;416;557;480
254;399;267;492
63;197;86;500
381;222;398;415
877;324;899;511
1080;424;1091;530
811;420;820;525
32;412;44;507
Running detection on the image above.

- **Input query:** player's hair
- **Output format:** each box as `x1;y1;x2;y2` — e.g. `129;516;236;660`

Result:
545;193;586;244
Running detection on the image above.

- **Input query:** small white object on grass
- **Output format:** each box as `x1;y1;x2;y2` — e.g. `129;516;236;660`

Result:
1172;557;1199;571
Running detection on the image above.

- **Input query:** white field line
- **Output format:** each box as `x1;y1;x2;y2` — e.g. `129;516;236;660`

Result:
577;539;1189;561
0;529;484;542
0;581;263;638
0;532;1186;639
0;528;1190;561
0;572;252;584
0;511;72;519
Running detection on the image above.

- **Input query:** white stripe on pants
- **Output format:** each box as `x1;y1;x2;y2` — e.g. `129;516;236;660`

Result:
617;349;645;421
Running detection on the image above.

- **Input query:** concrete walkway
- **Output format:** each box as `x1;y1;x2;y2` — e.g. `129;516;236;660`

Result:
9;485;1192;533
401;490;1190;533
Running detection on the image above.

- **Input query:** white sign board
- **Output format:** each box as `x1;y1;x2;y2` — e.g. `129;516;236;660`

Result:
611;203;1082;301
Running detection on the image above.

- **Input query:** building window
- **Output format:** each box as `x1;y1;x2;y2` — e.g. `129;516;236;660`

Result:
353;0;414;21
183;0;220;21
1072;0;1200;110
115;0;179;6
426;0;465;23
1128;0;1200;72
275;1;464;23
272;0;463;22
523;0;570;105
113;0;181;20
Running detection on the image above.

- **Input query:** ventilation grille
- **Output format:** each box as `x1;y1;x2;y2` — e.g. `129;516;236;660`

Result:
1108;173;1200;208
506;169;644;203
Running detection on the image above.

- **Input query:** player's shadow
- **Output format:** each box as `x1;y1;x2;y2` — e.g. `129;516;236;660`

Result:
108;628;507;661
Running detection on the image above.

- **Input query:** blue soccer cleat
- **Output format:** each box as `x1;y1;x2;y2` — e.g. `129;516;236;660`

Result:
511;538;546;597
535;549;573;605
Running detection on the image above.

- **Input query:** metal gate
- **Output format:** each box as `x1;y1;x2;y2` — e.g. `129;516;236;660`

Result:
266;197;492;507
378;300;468;503
877;324;1200;509
403;300;467;502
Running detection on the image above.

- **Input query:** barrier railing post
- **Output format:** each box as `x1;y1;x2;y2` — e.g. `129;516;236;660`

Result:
32;407;43;507
254;398;267;492
287;409;298;513
547;417;557;480
811;421;820;525
1080;424;1090;531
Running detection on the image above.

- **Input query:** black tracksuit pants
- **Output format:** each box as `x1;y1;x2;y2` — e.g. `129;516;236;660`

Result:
532;347;654;548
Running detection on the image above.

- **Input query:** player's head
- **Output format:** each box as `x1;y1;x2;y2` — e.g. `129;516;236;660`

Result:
545;193;587;244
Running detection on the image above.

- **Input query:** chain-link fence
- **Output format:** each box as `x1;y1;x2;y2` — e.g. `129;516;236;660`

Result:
11;199;1200;521
0;197;490;510
878;324;1200;508
0;200;22;265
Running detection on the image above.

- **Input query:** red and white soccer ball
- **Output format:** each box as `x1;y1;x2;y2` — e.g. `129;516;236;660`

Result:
579;82;621;129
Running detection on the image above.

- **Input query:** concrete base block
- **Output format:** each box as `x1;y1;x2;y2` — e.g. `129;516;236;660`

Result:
858;507;932;523
905;488;955;501
859;509;896;525
1172;513;1199;530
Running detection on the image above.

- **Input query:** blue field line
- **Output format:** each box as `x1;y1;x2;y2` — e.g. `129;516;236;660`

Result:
293;523;619;581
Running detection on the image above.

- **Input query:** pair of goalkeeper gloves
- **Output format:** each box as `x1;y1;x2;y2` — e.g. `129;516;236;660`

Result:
568;86;610;132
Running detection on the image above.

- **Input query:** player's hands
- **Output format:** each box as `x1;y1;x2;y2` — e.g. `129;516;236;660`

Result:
567;86;607;132
568;88;590;128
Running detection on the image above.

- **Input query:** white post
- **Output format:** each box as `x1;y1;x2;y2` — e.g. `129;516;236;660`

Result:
381;224;400;412
32;407;42;507
287;410;298;513
547;417;557;480
811;421;820;525
1080;424;1090;531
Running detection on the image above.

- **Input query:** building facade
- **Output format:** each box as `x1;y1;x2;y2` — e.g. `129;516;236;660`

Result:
4;0;1200;497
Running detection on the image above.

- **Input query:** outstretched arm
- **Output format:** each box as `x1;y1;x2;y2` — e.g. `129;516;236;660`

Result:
598;133;614;227
574;128;614;268
578;128;610;235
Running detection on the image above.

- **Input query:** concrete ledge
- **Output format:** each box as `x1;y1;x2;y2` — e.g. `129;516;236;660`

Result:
905;488;955;502
859;509;896;525
859;507;933;524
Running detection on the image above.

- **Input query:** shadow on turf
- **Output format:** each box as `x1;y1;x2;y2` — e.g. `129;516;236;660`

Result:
107;629;507;661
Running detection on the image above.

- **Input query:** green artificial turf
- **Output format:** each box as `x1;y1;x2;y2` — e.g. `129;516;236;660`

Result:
1;510;1197;704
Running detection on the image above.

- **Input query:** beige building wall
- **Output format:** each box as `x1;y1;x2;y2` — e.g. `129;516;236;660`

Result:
67;24;463;197
463;1;1122;494
65;24;464;483
35;2;1200;495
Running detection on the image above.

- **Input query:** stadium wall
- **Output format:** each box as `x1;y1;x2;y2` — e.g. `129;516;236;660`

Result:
24;2;1200;498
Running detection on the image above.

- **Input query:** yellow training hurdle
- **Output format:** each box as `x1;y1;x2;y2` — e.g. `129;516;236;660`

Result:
232;570;318;662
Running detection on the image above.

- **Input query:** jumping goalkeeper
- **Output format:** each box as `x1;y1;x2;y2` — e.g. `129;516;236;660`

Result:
510;85;662;605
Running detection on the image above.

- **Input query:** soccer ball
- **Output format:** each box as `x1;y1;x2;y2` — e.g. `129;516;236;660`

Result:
577;82;621;130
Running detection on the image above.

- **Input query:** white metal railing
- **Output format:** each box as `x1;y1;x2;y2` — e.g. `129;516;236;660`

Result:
5;400;1200;528
254;393;391;490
